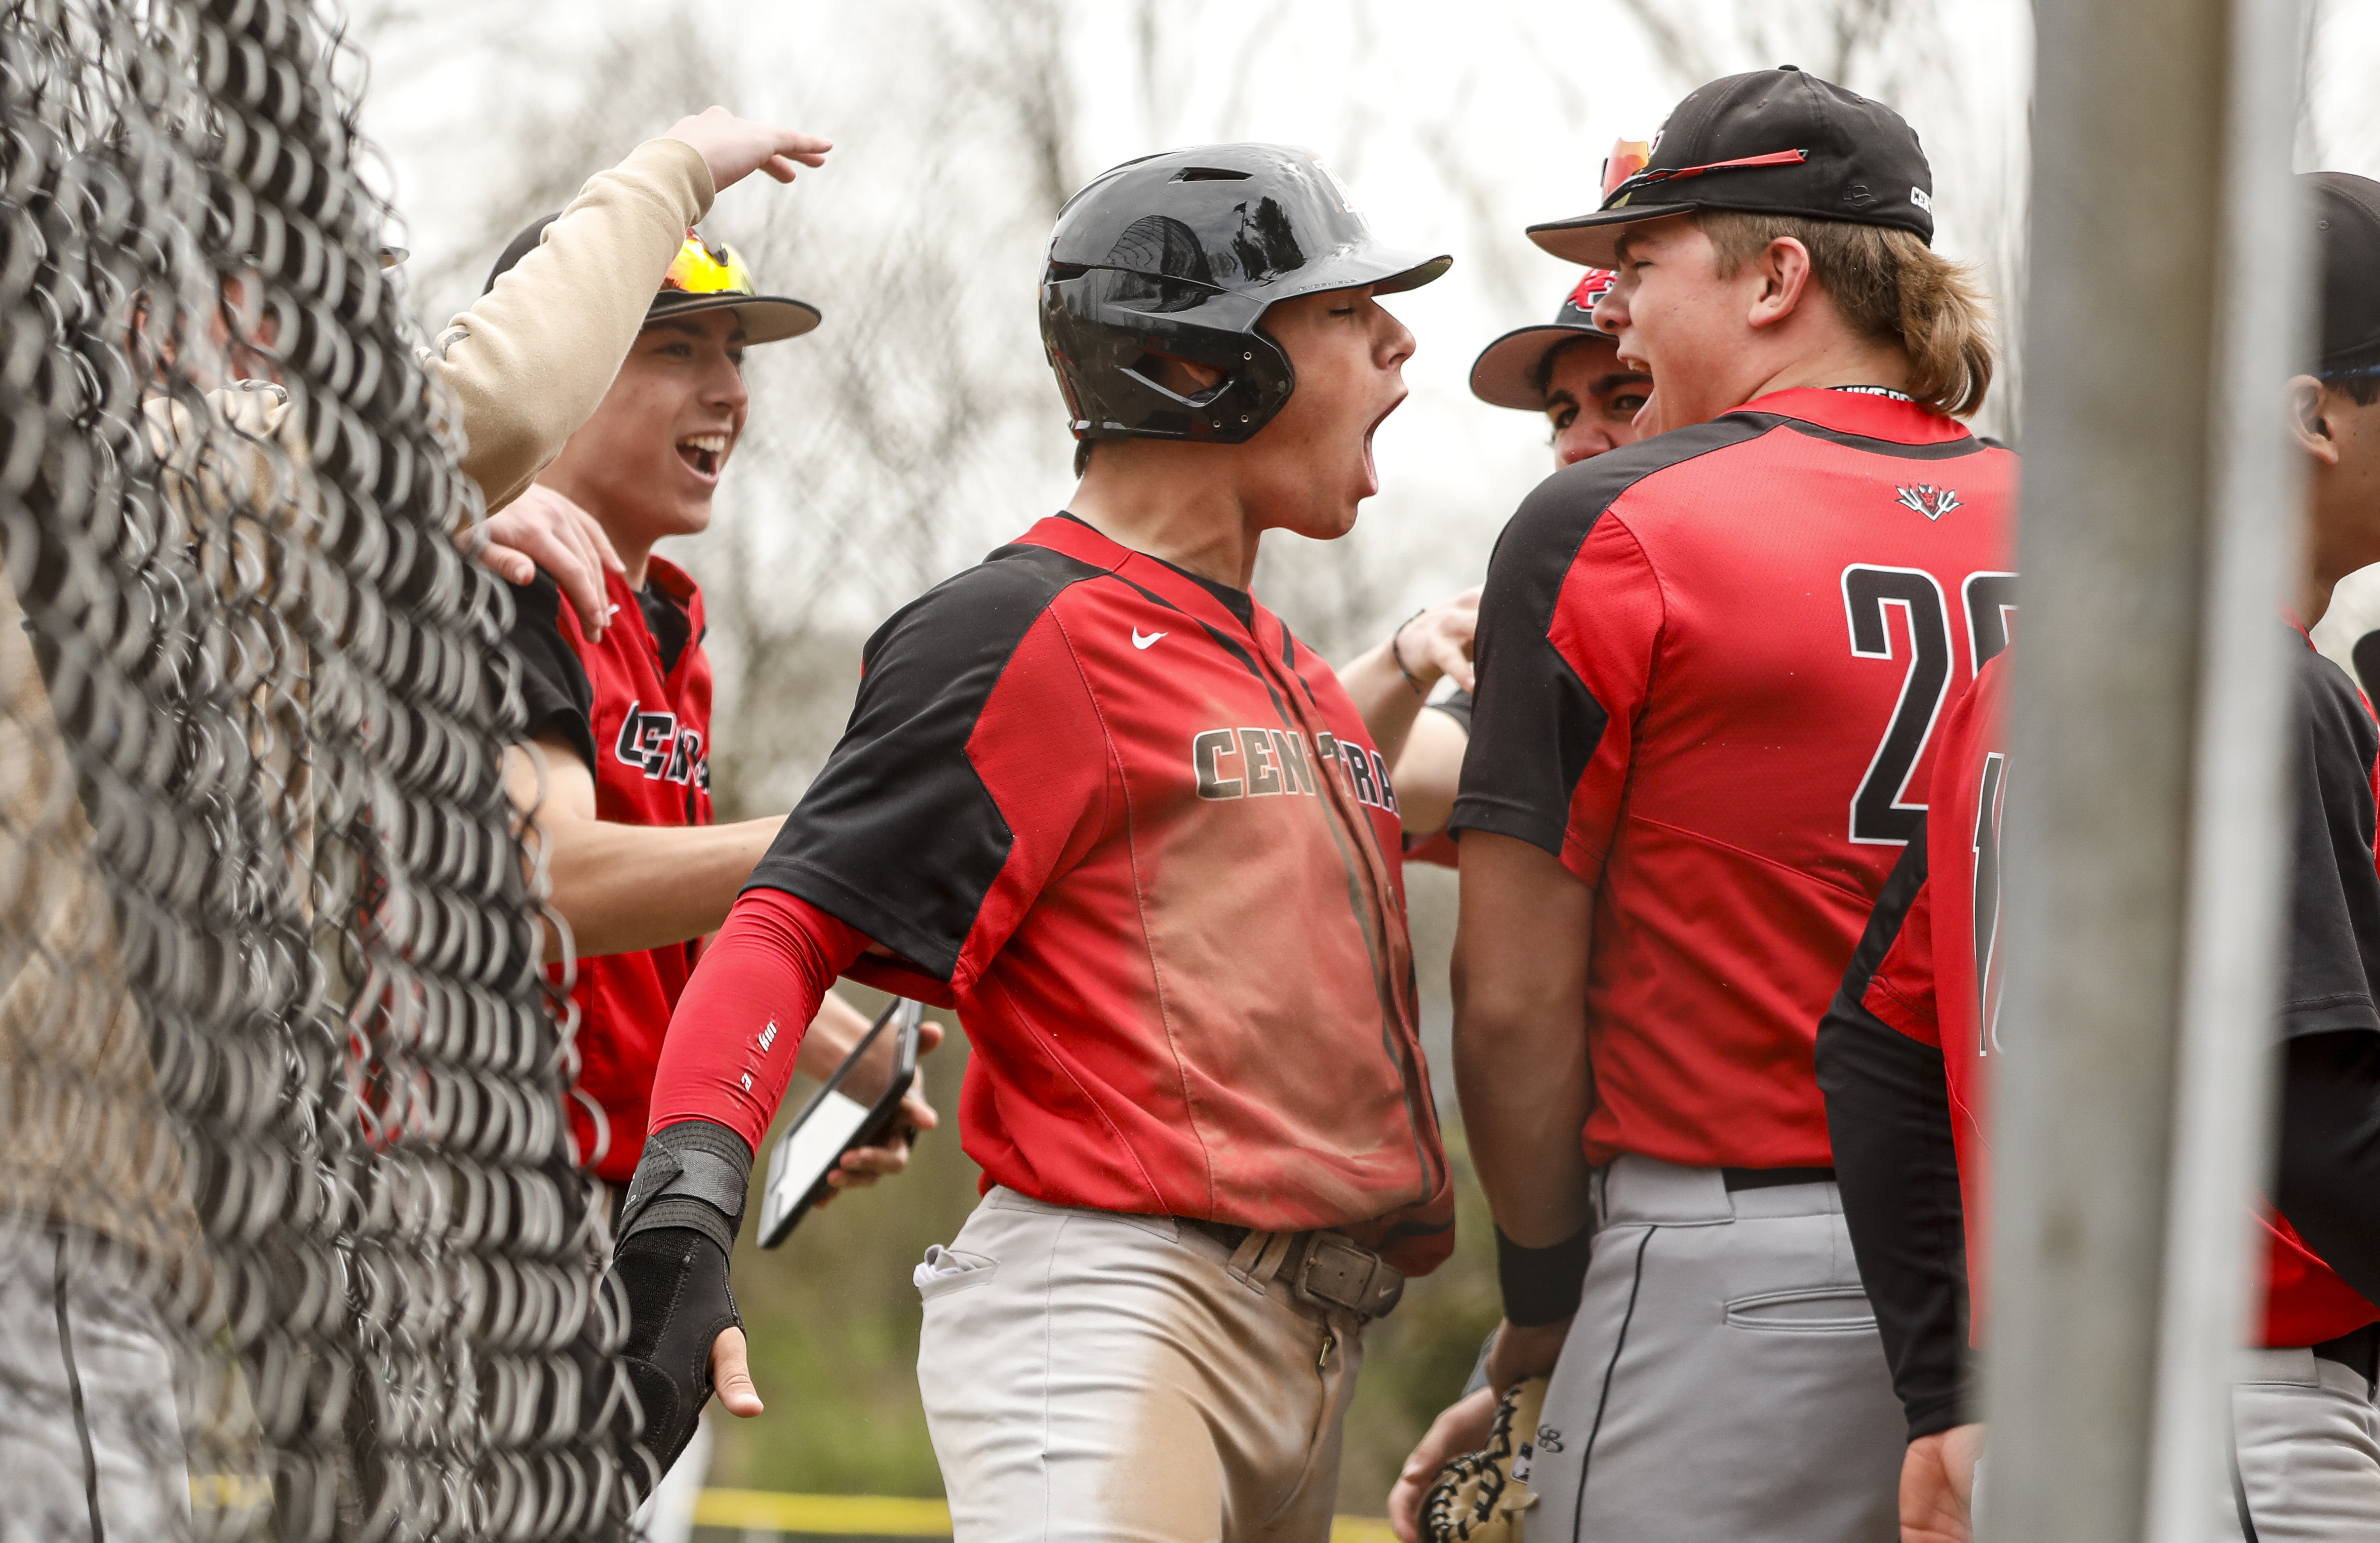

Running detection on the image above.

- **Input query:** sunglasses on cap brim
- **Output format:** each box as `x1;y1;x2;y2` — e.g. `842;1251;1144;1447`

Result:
1600;146;1810;206
662;233;758;297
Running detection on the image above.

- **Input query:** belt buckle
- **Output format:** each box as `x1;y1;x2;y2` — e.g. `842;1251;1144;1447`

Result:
1296;1234;1403;1320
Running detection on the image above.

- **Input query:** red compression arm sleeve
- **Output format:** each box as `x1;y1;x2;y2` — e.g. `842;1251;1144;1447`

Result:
645;888;871;1152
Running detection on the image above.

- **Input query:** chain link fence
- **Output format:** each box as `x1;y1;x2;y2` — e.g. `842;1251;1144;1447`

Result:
0;1;634;1537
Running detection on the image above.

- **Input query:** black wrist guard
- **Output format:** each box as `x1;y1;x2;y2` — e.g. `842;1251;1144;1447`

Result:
615;1227;739;1481
1496;1221;1596;1327
617;1119;753;1253
612;1121;754;1485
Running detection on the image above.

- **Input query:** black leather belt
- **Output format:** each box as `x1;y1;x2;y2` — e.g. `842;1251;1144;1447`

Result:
1722;1166;1838;1191
2313;1321;2380;1384
1178;1217;1405;1321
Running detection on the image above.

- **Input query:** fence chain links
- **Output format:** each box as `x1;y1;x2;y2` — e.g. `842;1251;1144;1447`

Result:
0;1;640;1537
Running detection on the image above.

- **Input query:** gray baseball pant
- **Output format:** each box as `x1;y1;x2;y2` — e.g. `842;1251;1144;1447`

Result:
1525;1154;1904;1542
0;1223;189;1543
913;1186;1367;1543
2221;1345;2380;1541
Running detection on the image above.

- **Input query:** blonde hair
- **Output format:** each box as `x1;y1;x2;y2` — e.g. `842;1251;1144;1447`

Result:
1699;210;1995;419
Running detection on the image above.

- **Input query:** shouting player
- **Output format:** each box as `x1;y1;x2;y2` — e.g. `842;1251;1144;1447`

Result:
1432;68;2015;1541
611;143;1457;1539
1822;170;2380;1543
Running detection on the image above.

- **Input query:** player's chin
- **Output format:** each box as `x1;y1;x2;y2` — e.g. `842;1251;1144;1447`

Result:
1281;493;1364;543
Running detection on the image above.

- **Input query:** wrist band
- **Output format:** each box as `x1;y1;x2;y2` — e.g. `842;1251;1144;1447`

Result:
1389;609;1428;695
1496;1221;1596;1327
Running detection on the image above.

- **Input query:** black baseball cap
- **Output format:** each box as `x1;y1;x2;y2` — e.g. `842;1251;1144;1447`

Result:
1529;66;1934;269
484;215;821;345
1469;268;1618;410
2310;172;2380;375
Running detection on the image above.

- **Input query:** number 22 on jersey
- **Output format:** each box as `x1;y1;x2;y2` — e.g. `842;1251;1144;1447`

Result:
1842;565;2015;845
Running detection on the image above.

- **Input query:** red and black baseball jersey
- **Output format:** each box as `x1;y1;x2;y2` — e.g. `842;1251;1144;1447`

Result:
738;514;1452;1271
506;557;714;1181
1453;387;2016;1170
1838;645;2378;1419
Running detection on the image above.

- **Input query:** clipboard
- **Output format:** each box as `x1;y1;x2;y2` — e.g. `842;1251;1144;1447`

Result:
756;998;923;1249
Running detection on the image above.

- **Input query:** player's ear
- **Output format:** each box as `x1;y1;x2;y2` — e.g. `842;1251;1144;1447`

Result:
1748;237;1813;330
2291;374;2341;466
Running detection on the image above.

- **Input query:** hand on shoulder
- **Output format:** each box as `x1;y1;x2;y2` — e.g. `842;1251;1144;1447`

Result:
468;484;623;640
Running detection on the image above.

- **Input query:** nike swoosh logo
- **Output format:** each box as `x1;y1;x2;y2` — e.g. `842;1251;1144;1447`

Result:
1132;629;1166;650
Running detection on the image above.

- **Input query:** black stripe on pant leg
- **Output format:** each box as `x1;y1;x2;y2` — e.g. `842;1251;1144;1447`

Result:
1570;1225;1658;1540
2231;1433;2261;1543
53;1236;105;1543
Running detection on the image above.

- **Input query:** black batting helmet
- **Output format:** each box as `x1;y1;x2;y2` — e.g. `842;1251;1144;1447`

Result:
1040;143;1449;447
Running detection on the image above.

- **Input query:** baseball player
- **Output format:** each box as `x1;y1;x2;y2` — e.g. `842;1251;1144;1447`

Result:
610;143;1459;1541
1822;171;2380;1543
1432;68;2016;1541
491;222;935;1199
487;222;939;1535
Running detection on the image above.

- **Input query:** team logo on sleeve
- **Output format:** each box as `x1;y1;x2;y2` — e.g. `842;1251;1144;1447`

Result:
613;699;709;788
1190;727;1397;814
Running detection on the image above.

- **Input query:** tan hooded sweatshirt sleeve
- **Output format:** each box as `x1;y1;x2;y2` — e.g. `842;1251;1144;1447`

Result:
427;136;717;513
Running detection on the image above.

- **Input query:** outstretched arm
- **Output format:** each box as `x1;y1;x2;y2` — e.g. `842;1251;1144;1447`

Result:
1338;588;1477;769
436;111;831;516
615;889;872;1472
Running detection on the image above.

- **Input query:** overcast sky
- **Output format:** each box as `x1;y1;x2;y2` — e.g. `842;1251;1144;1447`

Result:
350;0;2380;651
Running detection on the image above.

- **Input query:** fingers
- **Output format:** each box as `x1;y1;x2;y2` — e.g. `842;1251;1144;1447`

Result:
896;1088;939;1132
473;542;535;585
1387;1386;1499;1543
709;1326;763;1418
1386;1472;1427;1543
576;504;625;573
668;108;834;192
916;1018;947;1054
488;489;611;638
826;1137;913;1190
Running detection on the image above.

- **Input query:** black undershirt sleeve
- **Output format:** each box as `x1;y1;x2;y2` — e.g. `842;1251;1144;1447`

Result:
501;569;597;772
1428;687;1474;735
2268;646;2380;1304
2275;1030;2380;1306
1817;833;1973;1440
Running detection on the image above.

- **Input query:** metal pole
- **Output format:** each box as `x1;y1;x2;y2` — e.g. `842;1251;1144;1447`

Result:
2143;1;2312;1537
1982;0;2307;1539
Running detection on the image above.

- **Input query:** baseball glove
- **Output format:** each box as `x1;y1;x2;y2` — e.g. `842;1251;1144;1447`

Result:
1420;1376;1551;1543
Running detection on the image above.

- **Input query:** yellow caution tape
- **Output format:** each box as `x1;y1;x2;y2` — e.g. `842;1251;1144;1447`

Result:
692;1489;953;1535
690;1490;1403;1539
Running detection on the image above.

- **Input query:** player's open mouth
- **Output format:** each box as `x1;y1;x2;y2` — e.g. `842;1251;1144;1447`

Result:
677;432;730;481
1361;395;1402;494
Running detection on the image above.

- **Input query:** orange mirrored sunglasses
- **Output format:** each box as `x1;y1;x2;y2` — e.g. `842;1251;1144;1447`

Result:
661;232;757;297
1602;140;1652;201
